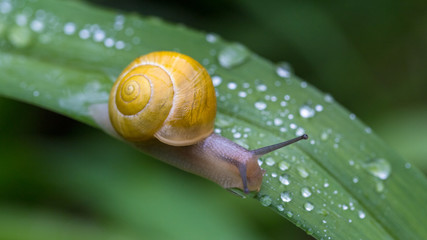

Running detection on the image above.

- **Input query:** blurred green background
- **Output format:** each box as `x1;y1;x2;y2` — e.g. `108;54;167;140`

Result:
0;0;426;239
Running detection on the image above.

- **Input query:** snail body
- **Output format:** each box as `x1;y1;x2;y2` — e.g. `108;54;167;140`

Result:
91;51;307;193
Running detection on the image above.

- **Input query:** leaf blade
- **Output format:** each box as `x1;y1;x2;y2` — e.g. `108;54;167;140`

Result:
0;0;426;239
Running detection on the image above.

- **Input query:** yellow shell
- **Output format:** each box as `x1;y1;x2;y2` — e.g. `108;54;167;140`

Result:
109;51;217;146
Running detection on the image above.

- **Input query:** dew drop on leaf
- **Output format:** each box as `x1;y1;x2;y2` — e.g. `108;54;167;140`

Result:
276;62;292;78
218;43;249;69
301;187;312;198
279;174;291;185
260;195;272;207
8;26;32;48
63;22;76;35
254;101;267;111
211;75;222;87
304;202;314;211
265;157;275;166
281;191;292;202
364;158;391;180
358;210;366;219
278;161;290;171
298;167;309;178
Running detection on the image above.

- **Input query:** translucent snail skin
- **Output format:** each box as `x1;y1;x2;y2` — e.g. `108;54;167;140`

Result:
90;51;308;193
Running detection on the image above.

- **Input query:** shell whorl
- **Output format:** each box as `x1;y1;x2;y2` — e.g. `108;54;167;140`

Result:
109;51;217;146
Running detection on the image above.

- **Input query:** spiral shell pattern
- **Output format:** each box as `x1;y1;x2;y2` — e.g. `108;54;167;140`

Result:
109;51;217;146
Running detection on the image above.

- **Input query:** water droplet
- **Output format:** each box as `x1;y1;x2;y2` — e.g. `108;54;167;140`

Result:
30;19;44;32
265;157;275;166
115;40;125;50
125;27;134;36
405;163;411;169
301;187;312;198
318;209;329;216
277;205;285;211
211;75;222;87
353;177;359;183
320;131;329;141
63;22;76;35
358;210;366;219
349;113;356;120
342;204;348;210
256;84;267;92
279;174;291;185
270;95;277;102
324;94;334;103
238;91;247;98
298;167;309;178
296;128;305;136
364;158;391;180
93;29;105;42
233;132;241;139
281;191;292;202
254;101;267;111
8;26;32;48
323;182;329;188
104;38;114;48
276;62;292;78
79;29;90;39
227;82;237;90
218;43;249;69
33;90;40;97
274;118;283;126
300;81;307;88
315;104;323;112
304;202;314;211
376;181;384;192
260;195;272;207
15;14;28;26
278;161;290;171
0;1;12;14
206;33;218;43
365;127;372;134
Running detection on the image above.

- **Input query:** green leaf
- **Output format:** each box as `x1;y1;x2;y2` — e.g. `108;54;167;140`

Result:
1;0;426;239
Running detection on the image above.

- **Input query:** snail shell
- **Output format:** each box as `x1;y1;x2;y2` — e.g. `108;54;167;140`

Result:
109;51;216;146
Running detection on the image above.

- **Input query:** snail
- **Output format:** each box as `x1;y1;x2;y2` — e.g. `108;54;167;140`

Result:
90;51;308;193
